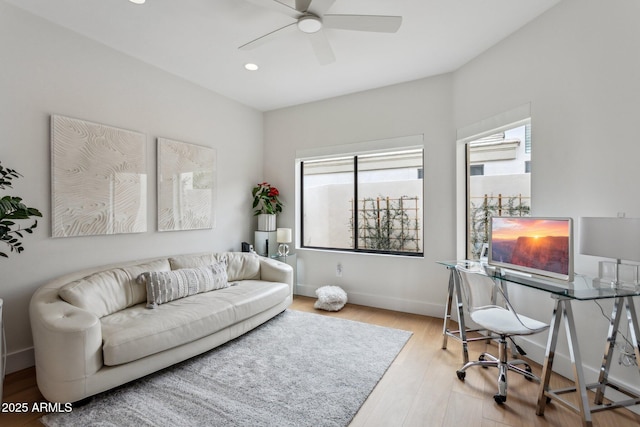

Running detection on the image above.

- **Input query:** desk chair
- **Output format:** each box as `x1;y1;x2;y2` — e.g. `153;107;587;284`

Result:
454;265;549;404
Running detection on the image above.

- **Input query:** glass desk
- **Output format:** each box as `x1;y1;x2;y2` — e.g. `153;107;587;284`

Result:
437;260;640;427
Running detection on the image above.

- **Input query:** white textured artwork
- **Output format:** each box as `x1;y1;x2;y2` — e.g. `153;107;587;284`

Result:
51;115;147;237
158;138;216;231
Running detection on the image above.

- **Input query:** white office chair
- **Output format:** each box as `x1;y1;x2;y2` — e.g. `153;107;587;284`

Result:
454;265;549;404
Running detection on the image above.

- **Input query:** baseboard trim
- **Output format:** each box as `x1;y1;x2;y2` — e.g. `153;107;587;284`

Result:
6;346;35;374
295;284;443;318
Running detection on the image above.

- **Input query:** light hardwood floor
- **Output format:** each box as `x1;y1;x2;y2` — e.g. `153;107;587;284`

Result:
2;296;639;426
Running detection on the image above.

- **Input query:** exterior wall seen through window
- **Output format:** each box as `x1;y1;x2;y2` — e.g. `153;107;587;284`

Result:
301;149;423;256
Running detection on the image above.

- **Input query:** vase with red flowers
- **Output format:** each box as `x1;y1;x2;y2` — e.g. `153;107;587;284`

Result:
252;182;283;231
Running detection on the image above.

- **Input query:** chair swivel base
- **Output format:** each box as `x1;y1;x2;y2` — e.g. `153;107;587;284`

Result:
456;352;539;404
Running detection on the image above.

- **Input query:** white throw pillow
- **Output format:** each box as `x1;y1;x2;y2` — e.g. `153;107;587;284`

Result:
314;285;348;312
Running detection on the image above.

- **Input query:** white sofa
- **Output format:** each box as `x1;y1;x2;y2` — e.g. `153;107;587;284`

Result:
29;252;293;403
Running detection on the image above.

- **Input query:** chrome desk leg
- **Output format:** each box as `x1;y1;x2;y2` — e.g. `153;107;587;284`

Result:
441;267;470;364
537;299;593;427
563;300;592;427
537;298;563;416
539;297;639;427
594;296;624;405
625;297;640;380
442;268;455;350
453;268;470;364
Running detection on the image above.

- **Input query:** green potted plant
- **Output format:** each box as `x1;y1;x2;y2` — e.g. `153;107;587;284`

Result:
252;182;283;231
0;161;42;258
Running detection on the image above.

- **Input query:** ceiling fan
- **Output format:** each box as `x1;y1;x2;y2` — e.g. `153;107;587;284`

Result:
240;0;402;65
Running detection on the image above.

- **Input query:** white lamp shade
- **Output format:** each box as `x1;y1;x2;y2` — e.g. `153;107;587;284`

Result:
579;217;640;262
276;228;292;243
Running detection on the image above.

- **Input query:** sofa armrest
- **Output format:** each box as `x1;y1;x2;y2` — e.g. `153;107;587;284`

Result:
29;287;103;385
259;257;293;295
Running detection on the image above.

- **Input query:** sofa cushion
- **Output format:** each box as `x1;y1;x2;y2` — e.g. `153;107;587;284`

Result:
59;259;171;318
169;252;260;282
219;252;260;282
100;280;290;365
169;253;217;270
139;263;229;308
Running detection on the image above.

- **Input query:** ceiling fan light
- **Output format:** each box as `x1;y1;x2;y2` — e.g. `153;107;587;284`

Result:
297;15;322;33
129;0;146;4
244;63;259;71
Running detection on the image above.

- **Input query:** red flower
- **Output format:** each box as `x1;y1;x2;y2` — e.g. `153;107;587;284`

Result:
252;182;283;215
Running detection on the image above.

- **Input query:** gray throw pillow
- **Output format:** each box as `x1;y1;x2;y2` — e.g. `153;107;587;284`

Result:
138;262;228;309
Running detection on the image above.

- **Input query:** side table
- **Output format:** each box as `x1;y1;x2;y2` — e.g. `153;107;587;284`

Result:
255;231;278;257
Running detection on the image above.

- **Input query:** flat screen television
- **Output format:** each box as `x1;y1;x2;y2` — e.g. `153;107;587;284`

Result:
488;216;574;282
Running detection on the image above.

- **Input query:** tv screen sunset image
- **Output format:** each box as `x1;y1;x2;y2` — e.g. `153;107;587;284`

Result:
490;218;570;275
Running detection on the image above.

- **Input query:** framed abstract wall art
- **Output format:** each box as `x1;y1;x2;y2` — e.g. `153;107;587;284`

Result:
157;138;216;231
51;115;147;237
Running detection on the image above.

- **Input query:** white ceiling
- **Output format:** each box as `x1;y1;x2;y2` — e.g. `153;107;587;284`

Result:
6;0;561;111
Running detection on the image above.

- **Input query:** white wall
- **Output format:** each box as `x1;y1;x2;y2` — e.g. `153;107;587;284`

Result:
265;0;640;401
265;74;455;316
458;0;640;397
0;3;263;372
453;0;640;391
455;0;640;226
4;0;640;399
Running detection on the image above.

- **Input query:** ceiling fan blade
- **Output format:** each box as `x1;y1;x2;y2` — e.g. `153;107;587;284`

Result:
307;30;335;65
307;0;336;16
238;22;298;50
323;14;402;33
246;0;300;19
295;0;312;12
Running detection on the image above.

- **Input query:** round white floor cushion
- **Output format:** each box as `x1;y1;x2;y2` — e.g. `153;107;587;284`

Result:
314;285;348;311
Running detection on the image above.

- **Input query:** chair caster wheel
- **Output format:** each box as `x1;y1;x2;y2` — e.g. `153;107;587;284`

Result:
456;371;466;380
494;394;507;404
479;354;488;368
524;364;533;381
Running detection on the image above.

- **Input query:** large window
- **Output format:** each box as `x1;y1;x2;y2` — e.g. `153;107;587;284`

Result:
466;122;531;259
300;148;423;256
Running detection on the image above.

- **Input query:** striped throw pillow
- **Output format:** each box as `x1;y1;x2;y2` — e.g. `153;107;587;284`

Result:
138;262;228;309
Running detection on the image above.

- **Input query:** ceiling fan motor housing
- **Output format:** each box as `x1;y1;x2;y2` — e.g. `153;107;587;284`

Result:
298;15;322;33
240;0;403;65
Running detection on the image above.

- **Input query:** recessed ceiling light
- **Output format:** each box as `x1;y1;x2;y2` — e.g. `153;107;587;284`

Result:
244;63;259;71
129;0;146;4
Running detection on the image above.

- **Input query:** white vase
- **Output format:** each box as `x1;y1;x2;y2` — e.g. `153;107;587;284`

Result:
257;214;276;231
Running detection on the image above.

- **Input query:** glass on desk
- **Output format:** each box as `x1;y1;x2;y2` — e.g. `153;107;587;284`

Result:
436;260;640;301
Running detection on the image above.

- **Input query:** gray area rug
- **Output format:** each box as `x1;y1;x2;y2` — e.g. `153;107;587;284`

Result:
41;309;412;427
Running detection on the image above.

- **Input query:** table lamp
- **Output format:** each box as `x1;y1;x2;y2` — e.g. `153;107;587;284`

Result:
276;228;292;257
579;217;640;286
